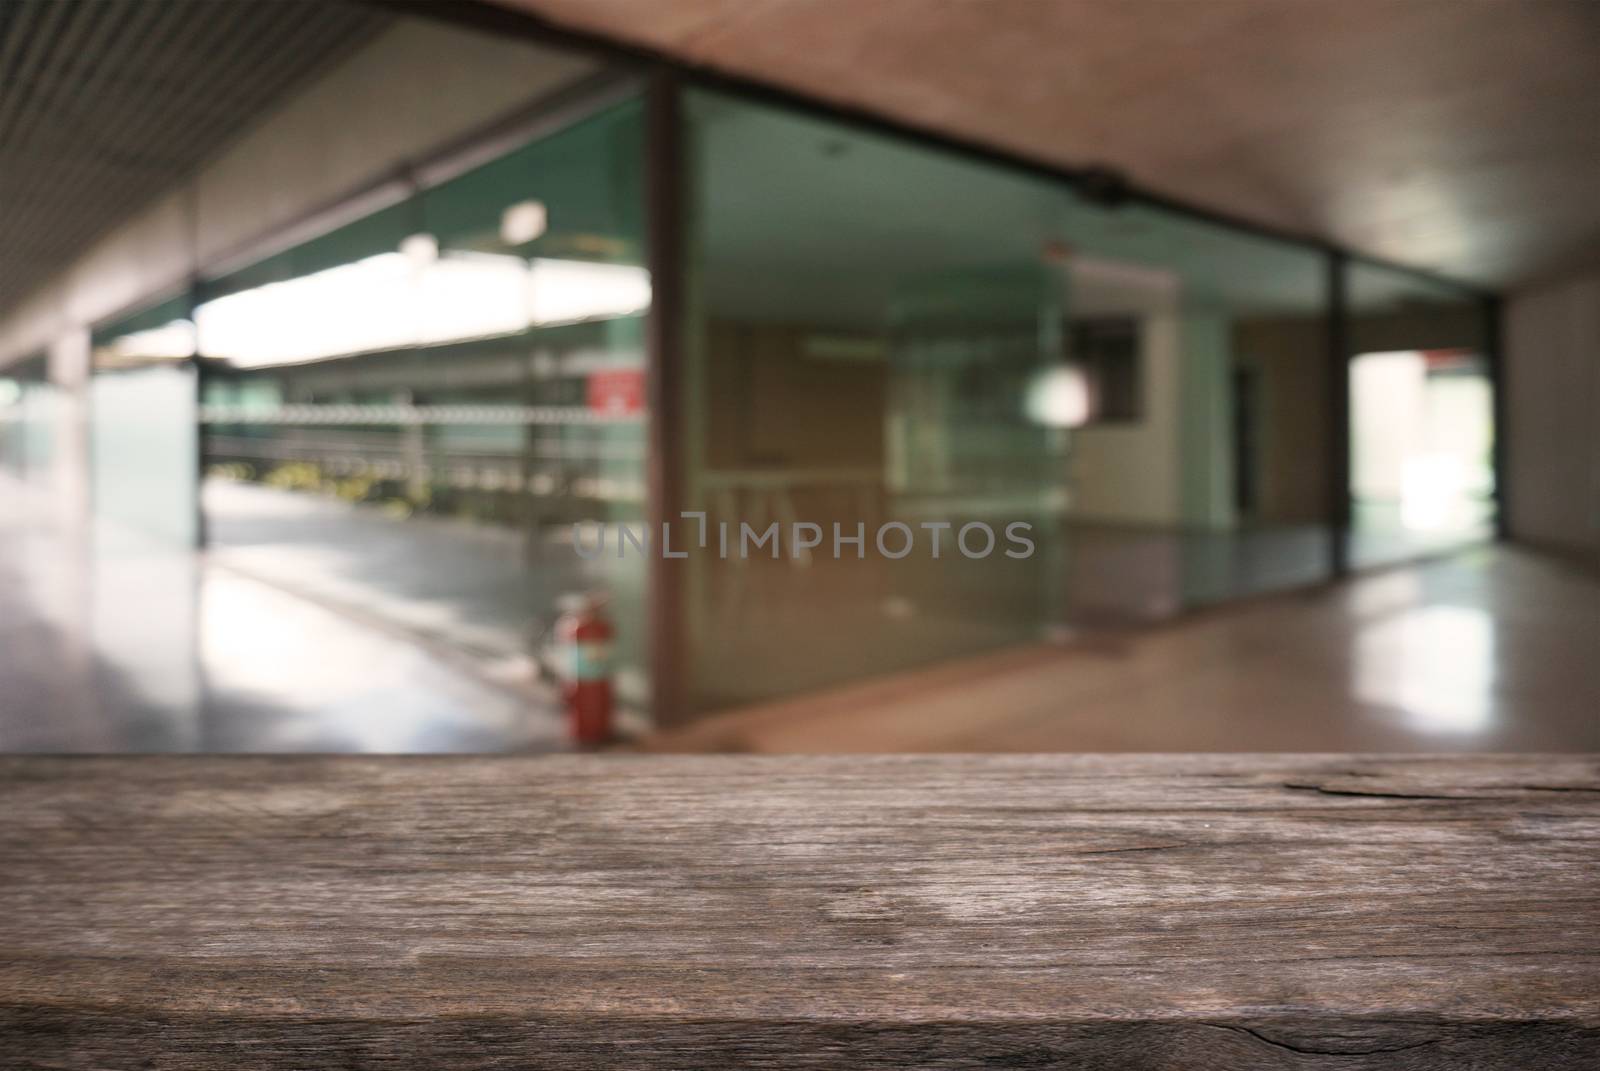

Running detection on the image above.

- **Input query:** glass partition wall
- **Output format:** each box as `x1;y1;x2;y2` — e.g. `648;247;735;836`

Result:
85;295;205;746
676;90;1336;717
48;71;1498;736
0;352;53;487
89;294;201;548
196;95;652;712
1056;208;1334;612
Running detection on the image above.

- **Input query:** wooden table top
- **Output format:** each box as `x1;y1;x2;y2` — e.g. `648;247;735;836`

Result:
2;754;1597;1068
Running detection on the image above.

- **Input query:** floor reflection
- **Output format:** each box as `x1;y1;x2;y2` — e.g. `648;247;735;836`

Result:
1356;604;1494;734
5;471;1596;754
0;477;562;753
652;546;1600;753
200;569;561;752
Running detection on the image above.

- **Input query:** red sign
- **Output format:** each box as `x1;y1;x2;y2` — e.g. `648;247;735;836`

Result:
587;368;646;415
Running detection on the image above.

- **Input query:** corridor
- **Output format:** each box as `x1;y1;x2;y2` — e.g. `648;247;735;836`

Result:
649;547;1600;753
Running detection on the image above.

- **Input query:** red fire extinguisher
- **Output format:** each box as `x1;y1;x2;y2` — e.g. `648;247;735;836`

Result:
554;593;614;746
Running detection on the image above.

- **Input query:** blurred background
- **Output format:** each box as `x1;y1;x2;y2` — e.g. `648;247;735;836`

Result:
0;0;1595;753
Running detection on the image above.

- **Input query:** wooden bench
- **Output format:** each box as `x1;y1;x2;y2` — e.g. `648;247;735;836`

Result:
2;754;1596;1068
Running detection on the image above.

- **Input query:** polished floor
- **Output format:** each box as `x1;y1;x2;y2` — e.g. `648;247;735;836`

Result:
0;477;564;753
650;546;1600;752
5;469;1596;753
203;478;584;661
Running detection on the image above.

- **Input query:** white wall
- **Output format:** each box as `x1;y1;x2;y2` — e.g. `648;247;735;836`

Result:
1067;258;1184;526
1505;271;1600;562
45;328;91;531
0;17;596;368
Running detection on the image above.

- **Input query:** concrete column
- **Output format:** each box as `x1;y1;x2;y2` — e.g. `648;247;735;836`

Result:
47;326;92;533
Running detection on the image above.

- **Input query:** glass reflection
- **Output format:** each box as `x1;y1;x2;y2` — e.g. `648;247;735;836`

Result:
196;97;652;716
0;353;53;488
89;296;199;548
680;90;1333;716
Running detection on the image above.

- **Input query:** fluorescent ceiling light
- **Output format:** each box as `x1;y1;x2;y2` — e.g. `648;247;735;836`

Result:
197;252;650;369
528;258;650;326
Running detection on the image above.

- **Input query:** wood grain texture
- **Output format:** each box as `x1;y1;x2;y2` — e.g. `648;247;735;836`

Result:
1;754;1597;1068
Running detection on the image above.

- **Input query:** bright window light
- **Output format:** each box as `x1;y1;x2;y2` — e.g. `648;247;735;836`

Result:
1352;349;1492;533
1401;454;1465;531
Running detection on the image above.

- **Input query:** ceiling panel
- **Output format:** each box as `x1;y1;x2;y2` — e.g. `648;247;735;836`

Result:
0;0;389;316
491;0;1600;288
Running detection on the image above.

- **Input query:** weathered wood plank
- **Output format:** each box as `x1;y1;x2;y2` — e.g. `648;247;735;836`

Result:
1;754;1597;1068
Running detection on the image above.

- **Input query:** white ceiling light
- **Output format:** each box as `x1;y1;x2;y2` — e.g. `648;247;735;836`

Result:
399;232;438;267
1025;364;1091;428
527;258;650;325
196;252;650;369
500;200;548;246
105;319;197;362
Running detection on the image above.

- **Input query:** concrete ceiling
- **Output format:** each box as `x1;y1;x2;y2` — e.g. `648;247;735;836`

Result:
0;0;389;317
490;0;1600;290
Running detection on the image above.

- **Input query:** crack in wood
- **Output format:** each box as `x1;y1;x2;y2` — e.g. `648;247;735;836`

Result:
1203;1021;1441;1057
1281;782;1497;801
2;755;1595;1067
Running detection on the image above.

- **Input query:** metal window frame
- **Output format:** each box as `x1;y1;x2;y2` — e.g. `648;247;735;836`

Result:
644;70;689;725
1327;252;1352;578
